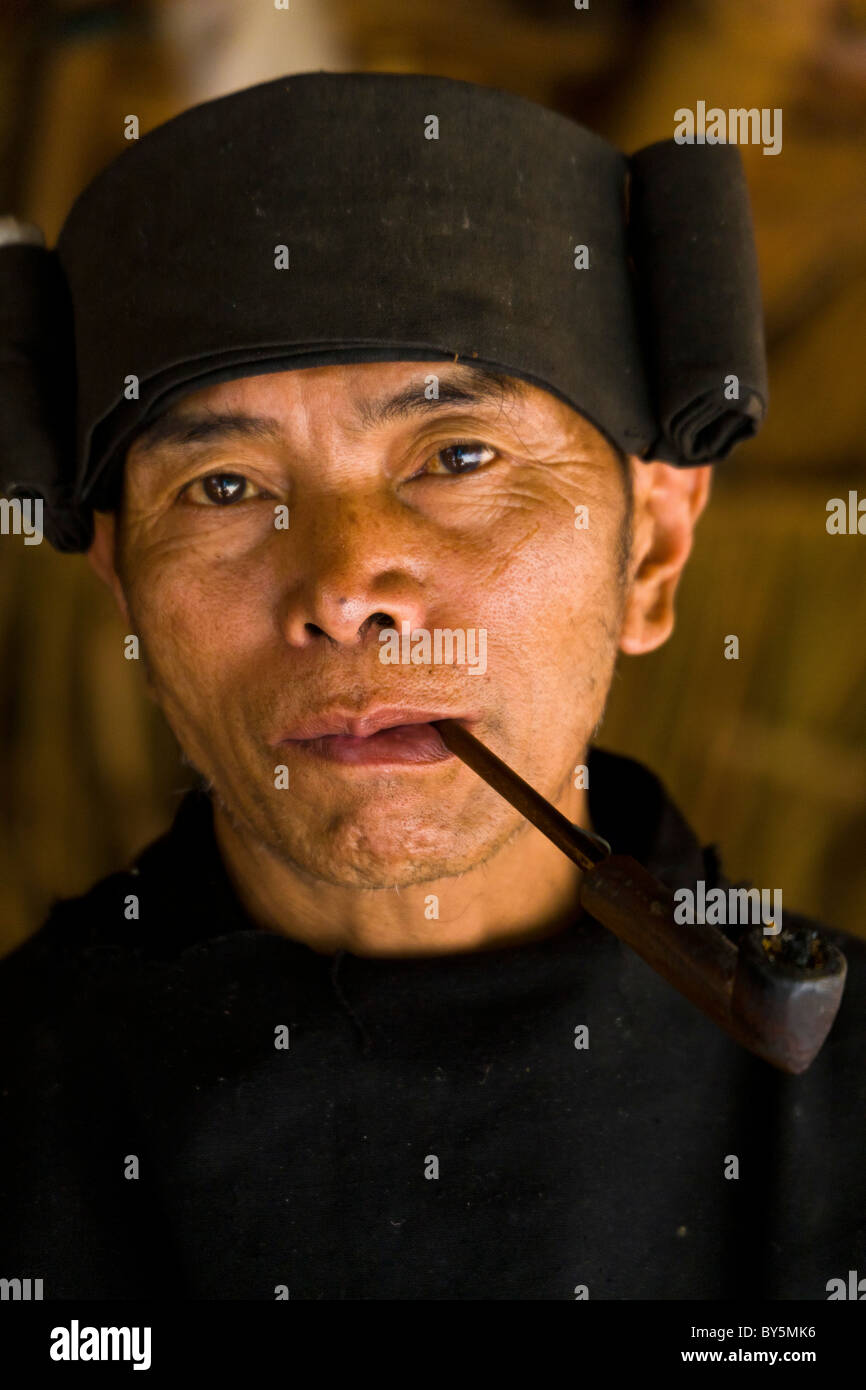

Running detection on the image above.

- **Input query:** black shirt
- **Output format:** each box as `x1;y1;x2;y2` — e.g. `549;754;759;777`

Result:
1;747;864;1300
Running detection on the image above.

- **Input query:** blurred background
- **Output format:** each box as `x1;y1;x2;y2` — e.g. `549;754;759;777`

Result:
0;0;864;954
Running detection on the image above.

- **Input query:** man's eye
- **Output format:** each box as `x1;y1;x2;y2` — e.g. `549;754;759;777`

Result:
417;442;499;477
181;473;256;506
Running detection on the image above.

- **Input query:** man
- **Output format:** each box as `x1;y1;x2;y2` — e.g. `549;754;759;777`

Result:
0;72;864;1301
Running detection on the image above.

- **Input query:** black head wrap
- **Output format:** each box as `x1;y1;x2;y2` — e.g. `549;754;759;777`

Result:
0;71;768;552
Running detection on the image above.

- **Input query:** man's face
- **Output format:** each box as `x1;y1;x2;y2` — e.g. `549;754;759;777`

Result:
89;360;698;889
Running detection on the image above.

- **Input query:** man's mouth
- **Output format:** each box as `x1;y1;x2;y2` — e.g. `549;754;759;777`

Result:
276;708;478;767
287;723;454;765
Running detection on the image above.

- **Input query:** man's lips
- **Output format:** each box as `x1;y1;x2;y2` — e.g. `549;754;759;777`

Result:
276;709;478;766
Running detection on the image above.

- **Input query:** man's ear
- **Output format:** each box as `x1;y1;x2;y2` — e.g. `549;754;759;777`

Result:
619;460;712;655
87;510;131;628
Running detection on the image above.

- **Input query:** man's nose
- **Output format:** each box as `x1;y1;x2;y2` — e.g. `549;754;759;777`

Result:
274;490;430;647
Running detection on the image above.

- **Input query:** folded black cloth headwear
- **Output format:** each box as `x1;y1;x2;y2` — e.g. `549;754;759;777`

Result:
0;71;768;552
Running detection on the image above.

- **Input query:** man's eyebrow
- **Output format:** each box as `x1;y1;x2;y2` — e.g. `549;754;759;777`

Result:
130;410;284;458
129;365;526;459
354;366;525;429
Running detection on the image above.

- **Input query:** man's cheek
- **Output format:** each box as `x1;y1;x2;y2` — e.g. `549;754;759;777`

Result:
486;517;614;636
126;584;217;698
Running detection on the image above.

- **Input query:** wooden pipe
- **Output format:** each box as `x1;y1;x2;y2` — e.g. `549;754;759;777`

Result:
433;719;847;1075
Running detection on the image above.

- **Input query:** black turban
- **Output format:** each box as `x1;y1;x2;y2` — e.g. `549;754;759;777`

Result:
0;71;768;551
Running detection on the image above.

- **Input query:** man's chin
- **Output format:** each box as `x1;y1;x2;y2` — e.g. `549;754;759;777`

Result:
258;822;498;892
281;855;462;893
216;794;513;891
206;754;531;891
